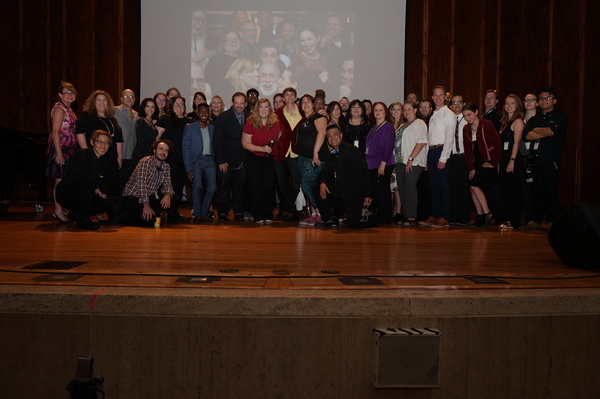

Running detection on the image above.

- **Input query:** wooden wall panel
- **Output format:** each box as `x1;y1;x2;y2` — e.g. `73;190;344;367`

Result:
552;1;584;205
426;0;453;91
21;5;49;133
580;0;600;201
0;1;21;130
1;0;597;202
404;0;424;99
480;0;500;100
454;0;484;104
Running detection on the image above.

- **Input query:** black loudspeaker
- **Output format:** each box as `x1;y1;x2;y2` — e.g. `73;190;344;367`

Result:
548;202;600;269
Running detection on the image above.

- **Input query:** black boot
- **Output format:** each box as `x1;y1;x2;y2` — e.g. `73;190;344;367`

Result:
472;214;484;227
480;212;493;228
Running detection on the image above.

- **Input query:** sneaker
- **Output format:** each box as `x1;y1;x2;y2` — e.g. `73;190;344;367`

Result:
498;221;513;230
431;218;449;228
456;219;470;226
264;219;273;224
255;219;265;224
520;220;542;230
300;215;320;225
418;216;437;226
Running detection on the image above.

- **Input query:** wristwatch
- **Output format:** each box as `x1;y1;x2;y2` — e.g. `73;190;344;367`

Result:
408;157;414;162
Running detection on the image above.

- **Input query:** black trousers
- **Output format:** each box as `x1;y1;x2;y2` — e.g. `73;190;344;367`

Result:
448;155;472;222
369;165;394;224
122;194;173;226
168;162;186;217
274;157;300;215
246;153;276;220
531;163;560;223
216;163;246;216
56;180;111;221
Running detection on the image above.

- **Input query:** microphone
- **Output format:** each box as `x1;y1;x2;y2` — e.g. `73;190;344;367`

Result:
265;139;275;157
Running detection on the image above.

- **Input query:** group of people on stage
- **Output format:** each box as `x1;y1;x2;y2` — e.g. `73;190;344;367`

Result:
45;80;567;231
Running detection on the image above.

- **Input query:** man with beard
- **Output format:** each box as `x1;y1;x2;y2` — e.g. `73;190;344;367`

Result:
121;140;175;226
275;19;300;59
257;62;281;99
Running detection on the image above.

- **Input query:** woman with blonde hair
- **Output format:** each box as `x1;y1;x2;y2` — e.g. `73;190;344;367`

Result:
209;95;224;124
225;56;259;93
242;98;282;223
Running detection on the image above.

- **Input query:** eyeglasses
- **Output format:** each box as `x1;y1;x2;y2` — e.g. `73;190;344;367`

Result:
524;98;537;103
94;139;111;146
451;101;463;104
539;96;554;101
123;95;134;99
419;105;432;109
173;102;184;107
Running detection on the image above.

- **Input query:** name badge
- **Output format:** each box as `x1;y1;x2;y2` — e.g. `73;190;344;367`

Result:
504;142;509;150
525;142;530;150
534;142;540;150
365;146;369;155
354;140;359;148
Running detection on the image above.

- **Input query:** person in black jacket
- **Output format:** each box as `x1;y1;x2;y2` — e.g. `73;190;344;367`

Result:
56;130;114;229
314;125;375;228
213;92;250;221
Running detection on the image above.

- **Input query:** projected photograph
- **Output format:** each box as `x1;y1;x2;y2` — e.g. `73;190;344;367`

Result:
191;10;355;104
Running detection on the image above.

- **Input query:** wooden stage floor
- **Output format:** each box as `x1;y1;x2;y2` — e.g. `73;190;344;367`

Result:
1;205;599;291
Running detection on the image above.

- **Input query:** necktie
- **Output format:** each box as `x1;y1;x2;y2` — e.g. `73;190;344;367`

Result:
455;116;461;153
237;114;243;126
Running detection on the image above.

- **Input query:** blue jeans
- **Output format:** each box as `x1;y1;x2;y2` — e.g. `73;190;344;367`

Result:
427;147;450;219
190;156;216;216
297;156;324;210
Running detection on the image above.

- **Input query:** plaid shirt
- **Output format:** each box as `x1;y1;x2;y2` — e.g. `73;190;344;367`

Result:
123;155;173;203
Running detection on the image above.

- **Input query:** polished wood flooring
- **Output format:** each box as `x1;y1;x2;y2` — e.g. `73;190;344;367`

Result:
1;205;599;291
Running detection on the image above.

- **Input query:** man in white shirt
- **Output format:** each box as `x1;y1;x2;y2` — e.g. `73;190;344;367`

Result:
420;85;455;228
447;95;471;225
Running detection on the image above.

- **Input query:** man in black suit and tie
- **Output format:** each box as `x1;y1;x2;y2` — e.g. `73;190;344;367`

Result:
213;92;250;221
315;125;374;228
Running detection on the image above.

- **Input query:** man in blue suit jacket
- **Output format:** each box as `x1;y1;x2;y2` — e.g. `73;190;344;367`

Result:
183;103;216;222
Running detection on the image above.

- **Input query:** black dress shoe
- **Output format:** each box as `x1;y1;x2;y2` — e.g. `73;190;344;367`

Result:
167;213;185;222
234;213;244;221
218;214;228;222
77;218;99;230
324;217;339;227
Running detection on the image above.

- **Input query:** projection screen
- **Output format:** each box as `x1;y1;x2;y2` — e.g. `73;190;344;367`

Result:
141;0;407;107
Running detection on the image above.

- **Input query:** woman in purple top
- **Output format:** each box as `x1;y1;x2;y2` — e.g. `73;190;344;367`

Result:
365;101;396;224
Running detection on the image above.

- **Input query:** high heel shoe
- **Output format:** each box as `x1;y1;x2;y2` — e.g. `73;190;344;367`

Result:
53;213;71;224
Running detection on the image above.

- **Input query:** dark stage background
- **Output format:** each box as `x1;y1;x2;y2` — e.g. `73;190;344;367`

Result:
1;0;598;203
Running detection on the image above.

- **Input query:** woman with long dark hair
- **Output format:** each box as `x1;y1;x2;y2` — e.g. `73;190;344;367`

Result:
155;96;193;221
463;103;501;228
295;94;328;225
131;97;159;166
